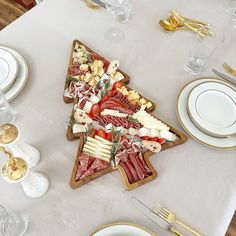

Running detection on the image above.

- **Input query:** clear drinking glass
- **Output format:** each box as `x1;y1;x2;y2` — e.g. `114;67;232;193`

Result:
105;0;132;42
184;26;225;74
0;204;27;236
0;90;15;125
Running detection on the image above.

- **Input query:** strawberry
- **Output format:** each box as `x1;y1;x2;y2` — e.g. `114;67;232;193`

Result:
96;129;106;139
157;138;166;144
151;137;159;142
141;136;150;140
112;82;123;90
90;104;100;118
105;132;112;141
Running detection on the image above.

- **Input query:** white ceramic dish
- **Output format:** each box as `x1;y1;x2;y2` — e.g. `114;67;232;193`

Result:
177;77;236;150
188;81;236;137
0;48;19;92
90;222;156;236
0;46;28;101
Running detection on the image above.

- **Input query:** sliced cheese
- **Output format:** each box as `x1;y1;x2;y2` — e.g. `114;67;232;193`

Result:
94;135;113;145
84;143;112;153
83;145;111;155
82;150;110;162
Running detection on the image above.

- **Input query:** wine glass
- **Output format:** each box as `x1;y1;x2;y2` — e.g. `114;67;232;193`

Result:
0;204;27;236
105;0;132;42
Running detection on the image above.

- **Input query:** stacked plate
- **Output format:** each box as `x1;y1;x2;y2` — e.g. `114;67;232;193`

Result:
177;77;236;150
0;46;28;101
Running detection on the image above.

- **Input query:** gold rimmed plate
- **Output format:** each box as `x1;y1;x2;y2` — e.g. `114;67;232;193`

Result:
176;77;236;150
90;221;156;236
187;81;236;137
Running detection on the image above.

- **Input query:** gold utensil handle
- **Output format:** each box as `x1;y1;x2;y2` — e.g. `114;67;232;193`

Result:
170;226;184;236
176;220;203;236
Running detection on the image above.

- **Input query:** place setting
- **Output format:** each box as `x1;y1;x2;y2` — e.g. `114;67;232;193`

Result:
0;46;28;102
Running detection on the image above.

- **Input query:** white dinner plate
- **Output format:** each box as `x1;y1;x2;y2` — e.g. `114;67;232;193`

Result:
177;77;236;150
0;46;28;101
0;48;19;92
90;222;156;236
188;81;236;137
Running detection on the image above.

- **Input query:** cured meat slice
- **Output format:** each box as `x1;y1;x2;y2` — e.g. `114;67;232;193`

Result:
75;165;84;181
90;158;109;171
129;154;147;180
114;92;141;112
120;162;134;183
79;153;91;171
80;168;95;179
109;106;134;115
125;161;139;182
115;150;129;163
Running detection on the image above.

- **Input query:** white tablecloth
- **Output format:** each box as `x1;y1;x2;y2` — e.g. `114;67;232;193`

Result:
0;0;236;235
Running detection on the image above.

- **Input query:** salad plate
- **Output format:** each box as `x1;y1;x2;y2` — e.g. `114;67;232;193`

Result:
188;81;236;137
0;46;28;101
177;77;236;150
0;48;19;92
90;222;156;236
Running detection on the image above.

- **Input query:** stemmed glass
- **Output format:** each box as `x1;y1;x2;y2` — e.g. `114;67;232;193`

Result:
0;204;27;236
104;0;132;42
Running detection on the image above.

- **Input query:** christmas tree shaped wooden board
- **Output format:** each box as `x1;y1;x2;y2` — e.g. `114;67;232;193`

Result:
63;40;187;191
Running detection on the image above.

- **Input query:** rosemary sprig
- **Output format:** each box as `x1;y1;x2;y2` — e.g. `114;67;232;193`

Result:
83;123;93;143
66;76;80;83
110;127;123;167
128;116;140;124
99;79;111;98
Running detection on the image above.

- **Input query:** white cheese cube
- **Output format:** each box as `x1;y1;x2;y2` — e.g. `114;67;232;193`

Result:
83;101;93;113
160;130;177;141
128;128;139;136
73;124;86;134
138;128;151;137
150;129;161;138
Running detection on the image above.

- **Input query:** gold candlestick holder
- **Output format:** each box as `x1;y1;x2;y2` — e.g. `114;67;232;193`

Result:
0;147;27;181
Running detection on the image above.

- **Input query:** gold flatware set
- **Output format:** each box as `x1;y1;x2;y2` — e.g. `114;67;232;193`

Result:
159;11;212;38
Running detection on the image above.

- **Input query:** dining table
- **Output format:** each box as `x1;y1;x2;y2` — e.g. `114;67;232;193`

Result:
0;0;236;235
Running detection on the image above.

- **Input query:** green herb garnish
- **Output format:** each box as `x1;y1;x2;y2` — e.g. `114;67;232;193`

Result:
66;76;80;83
128;116;140;124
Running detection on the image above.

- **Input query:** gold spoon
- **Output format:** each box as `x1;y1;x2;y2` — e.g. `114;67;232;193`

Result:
223;62;236;76
159;19;191;32
168;15;206;29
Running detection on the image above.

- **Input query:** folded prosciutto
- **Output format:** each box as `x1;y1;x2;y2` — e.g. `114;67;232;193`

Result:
115;139;152;184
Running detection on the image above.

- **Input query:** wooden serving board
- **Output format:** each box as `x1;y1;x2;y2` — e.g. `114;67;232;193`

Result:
64;39;188;191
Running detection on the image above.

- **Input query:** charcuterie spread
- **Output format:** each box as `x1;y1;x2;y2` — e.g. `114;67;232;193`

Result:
63;40;187;190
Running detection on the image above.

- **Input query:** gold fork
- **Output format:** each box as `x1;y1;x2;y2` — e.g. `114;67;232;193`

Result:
153;203;203;236
223;63;236;77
